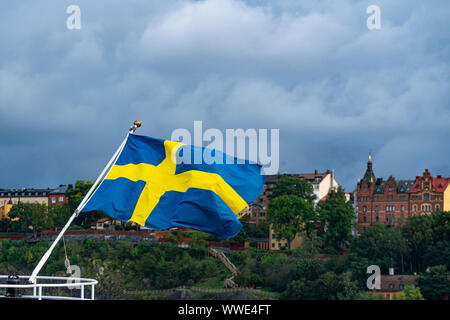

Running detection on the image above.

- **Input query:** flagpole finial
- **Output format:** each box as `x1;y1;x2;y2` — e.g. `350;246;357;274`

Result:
129;120;142;133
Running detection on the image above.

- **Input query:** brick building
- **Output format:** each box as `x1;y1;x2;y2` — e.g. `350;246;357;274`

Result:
356;155;450;234
48;184;72;205
0;185;73;218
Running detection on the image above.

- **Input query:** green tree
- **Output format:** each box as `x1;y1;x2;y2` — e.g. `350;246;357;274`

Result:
8;203;53;238
68;180;107;228
348;223;409;274
430;210;450;243
353;291;385;300
268;195;317;247
0;218;11;232
281;271;358;300
417;265;450;300
317;187;354;252
269;176;316;203
394;285;425;300
48;203;72;230
401;213;433;271
66;180;94;212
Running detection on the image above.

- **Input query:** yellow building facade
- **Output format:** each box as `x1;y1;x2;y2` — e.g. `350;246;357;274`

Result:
269;224;304;250
0;188;50;218
444;184;450;212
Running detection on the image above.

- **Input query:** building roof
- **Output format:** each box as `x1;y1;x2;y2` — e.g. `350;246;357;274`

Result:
264;170;332;185
49;184;72;195
360;155;376;186
373;179;415;194
0;188;52;197
378;275;417;292
409;169;450;193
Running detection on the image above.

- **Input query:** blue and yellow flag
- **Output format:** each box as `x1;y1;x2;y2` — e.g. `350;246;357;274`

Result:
81;134;264;239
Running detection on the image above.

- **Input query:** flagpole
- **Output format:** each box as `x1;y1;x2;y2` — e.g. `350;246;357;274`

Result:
29;121;141;284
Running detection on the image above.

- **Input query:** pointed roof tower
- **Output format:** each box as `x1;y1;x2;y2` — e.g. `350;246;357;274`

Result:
360;154;376;186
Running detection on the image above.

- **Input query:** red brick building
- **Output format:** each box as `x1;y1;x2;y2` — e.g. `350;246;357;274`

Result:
357;156;450;234
48;184;73;205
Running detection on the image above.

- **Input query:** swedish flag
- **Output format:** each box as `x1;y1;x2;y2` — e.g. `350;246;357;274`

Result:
81;134;264;239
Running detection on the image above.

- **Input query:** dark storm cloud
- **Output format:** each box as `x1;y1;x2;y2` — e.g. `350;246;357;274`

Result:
0;0;449;190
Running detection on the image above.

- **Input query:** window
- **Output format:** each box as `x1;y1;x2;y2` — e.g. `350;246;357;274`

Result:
399;284;404;290
413;205;417;212
52;197;56;204
375;205;379;212
388;195;393;202
389;283;395;289
363;216;367;223
388;187;393;192
423;193;430;201
41;200;45;204
376;216;379;222
436;204;440;210
363;206;367;212
401;205;405;212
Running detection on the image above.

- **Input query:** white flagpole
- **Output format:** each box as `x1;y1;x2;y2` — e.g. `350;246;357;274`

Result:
29;121;141;284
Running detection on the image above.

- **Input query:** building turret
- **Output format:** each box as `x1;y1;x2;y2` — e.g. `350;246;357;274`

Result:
360;154;376;186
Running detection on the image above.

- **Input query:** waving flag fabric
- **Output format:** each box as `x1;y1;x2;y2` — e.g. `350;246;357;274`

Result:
81;134;264;239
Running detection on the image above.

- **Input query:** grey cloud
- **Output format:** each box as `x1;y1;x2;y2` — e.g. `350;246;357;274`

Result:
0;0;448;191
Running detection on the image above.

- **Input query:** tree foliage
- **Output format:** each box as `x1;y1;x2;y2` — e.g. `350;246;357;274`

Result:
8;203;53;238
269;176;316;203
268;195;316;247
317;187;354;252
417;265;450;300
394;285;425;300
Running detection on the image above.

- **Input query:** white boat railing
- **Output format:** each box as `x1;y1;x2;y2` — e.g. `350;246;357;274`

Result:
0;275;98;300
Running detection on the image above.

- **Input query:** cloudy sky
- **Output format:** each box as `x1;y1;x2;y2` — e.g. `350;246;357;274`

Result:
0;0;449;191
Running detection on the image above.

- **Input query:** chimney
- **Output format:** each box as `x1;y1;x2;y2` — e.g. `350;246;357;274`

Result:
331;169;334;189
389;268;394;276
314;169;318;175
